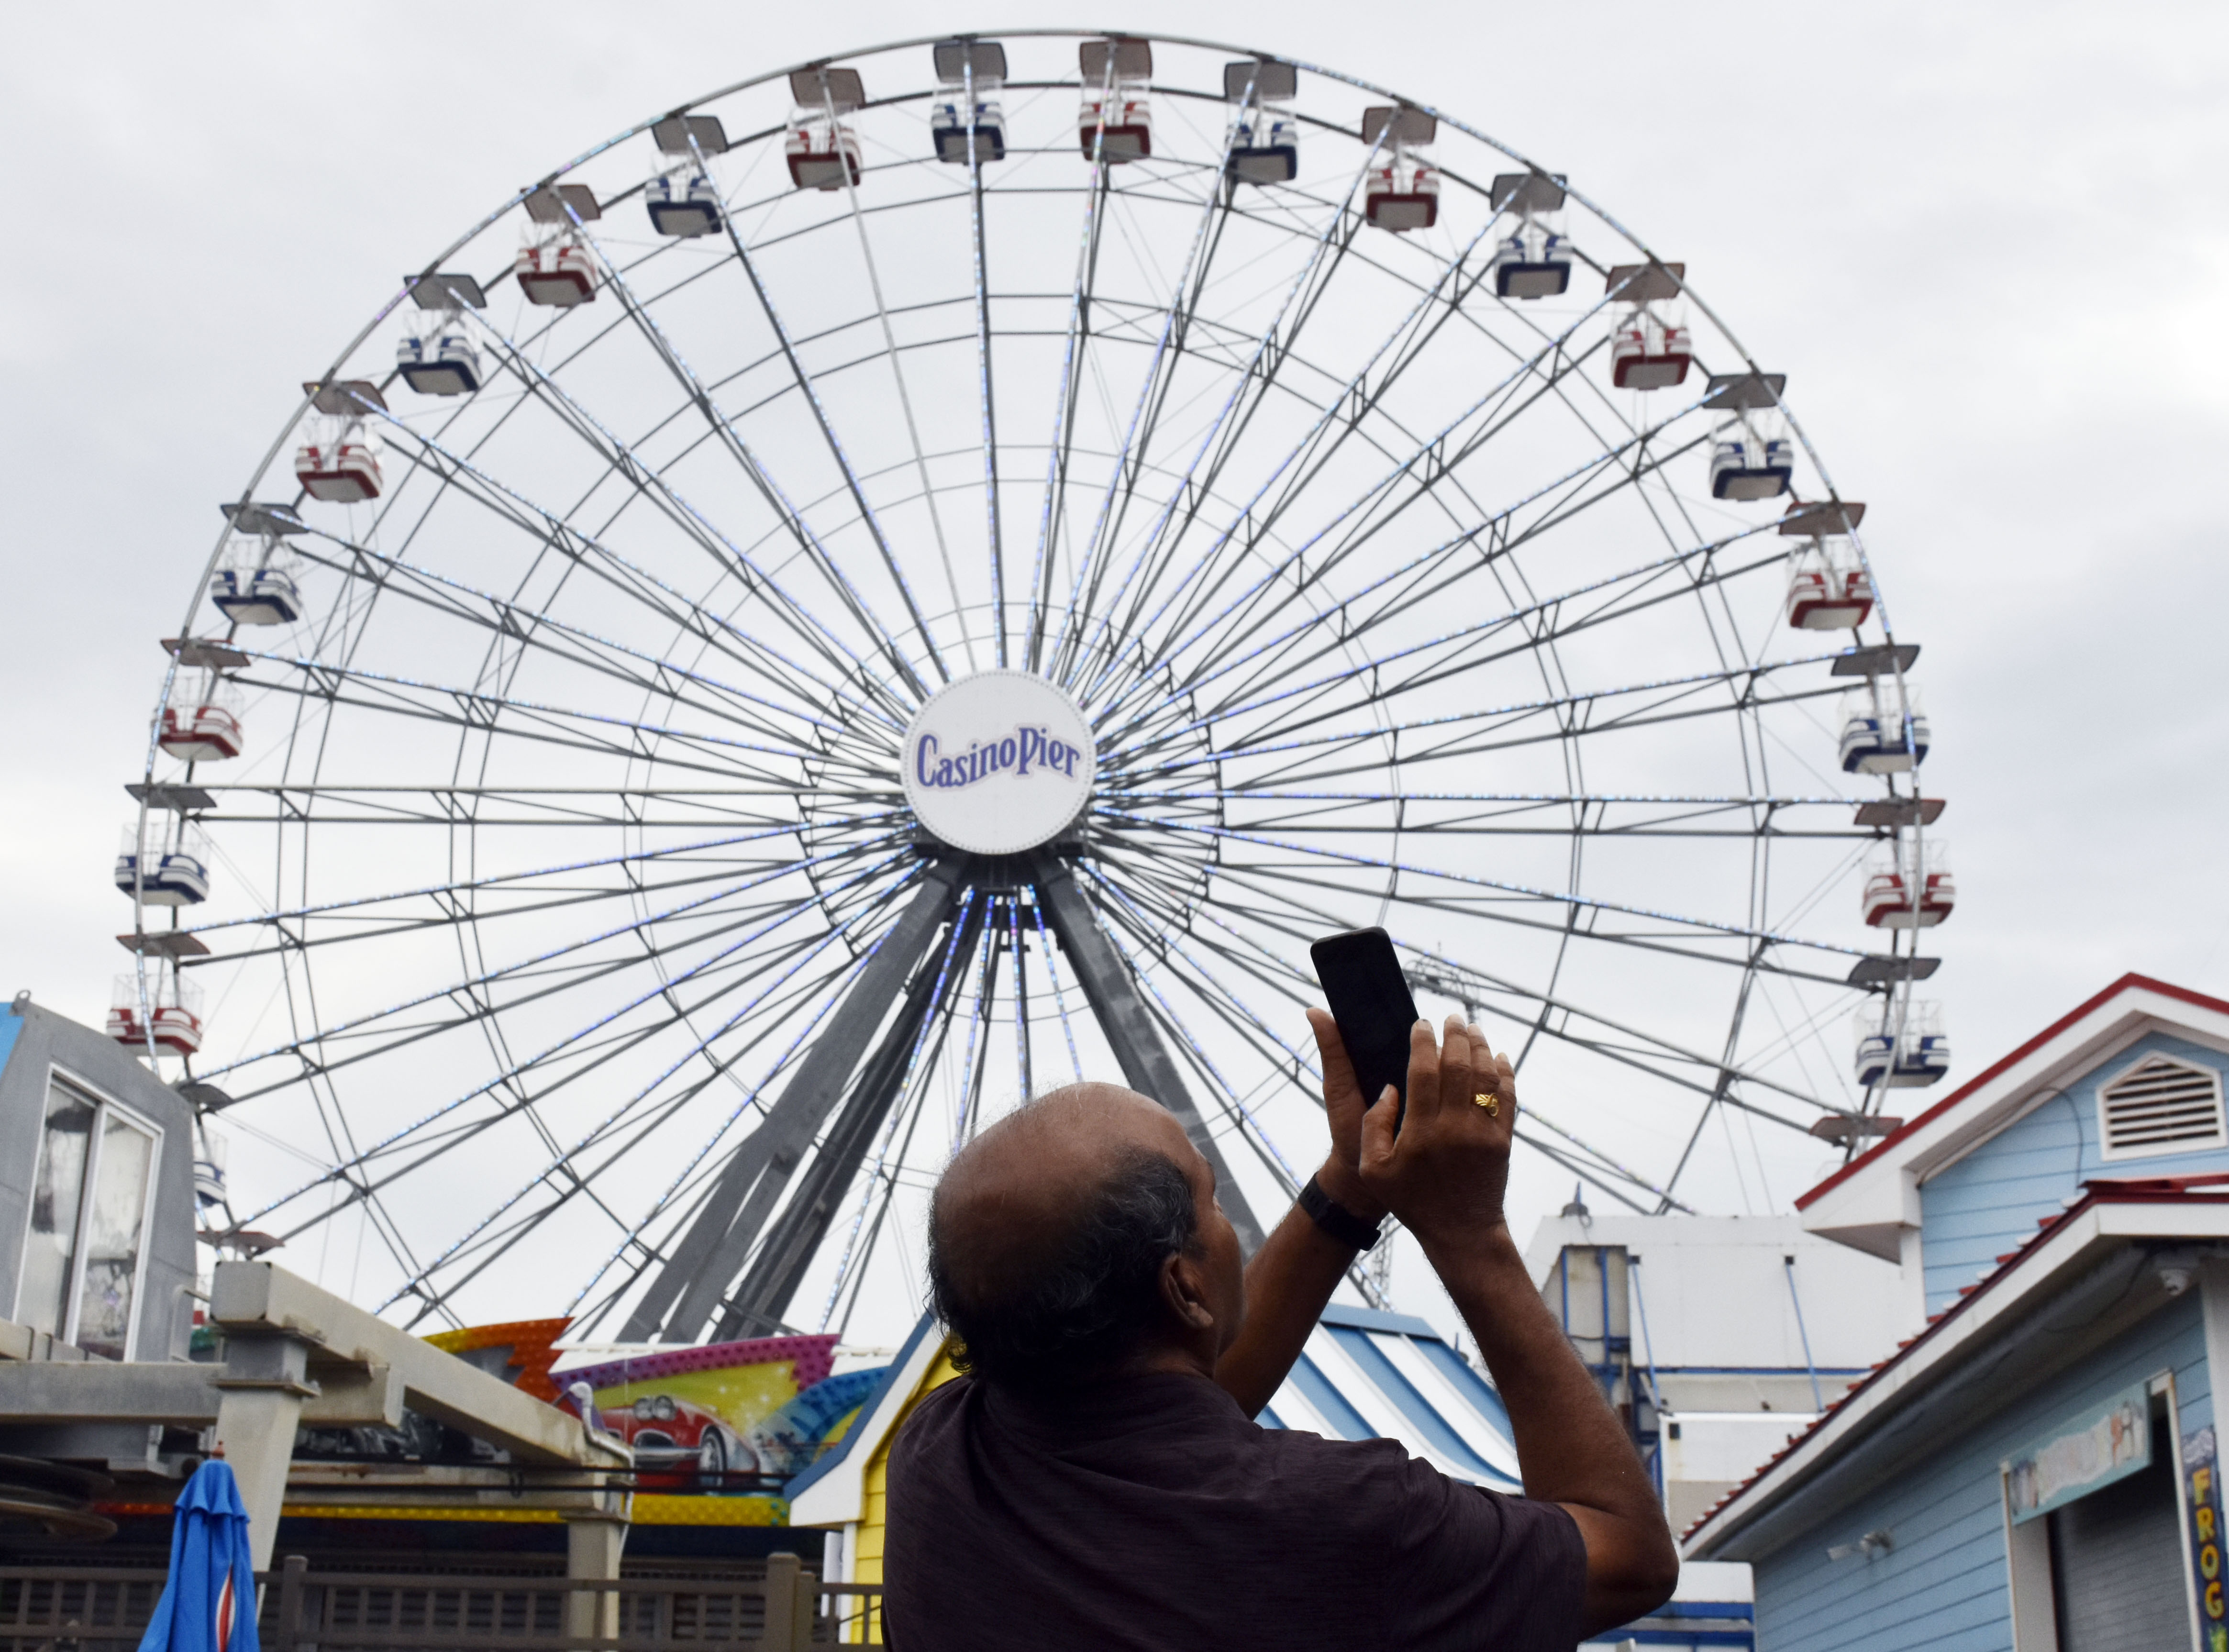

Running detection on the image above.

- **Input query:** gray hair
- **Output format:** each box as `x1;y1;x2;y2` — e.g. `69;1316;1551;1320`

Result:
928;1142;1199;1392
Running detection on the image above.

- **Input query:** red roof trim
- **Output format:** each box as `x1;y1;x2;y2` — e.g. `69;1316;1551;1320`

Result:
1796;975;2229;1210
1685;1177;2229;1545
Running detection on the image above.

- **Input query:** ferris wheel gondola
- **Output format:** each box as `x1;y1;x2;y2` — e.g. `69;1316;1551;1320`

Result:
126;32;1948;1340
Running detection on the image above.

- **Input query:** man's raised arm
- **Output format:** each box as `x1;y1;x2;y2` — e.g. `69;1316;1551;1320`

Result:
1358;1017;1679;1640
1209;1012;1388;1416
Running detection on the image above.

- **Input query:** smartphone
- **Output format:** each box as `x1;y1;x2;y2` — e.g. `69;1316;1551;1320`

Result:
1310;927;1421;1130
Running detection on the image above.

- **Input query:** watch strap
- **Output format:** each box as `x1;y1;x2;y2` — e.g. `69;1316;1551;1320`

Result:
1299;1174;1384;1251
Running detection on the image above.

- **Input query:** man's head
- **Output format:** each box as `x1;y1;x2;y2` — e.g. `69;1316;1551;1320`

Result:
927;1083;1244;1392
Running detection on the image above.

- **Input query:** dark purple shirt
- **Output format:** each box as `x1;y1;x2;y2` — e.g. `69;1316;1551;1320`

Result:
884;1370;1586;1651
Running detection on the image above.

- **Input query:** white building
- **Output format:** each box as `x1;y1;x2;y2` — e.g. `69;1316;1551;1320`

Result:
1526;1203;1913;1532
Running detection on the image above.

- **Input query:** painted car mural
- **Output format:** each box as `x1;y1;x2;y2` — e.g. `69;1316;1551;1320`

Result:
555;1333;887;1495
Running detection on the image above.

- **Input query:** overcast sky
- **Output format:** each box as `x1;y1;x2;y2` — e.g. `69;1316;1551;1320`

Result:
3;0;2225;1339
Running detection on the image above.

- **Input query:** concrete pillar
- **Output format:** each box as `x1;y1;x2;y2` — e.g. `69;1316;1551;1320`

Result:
211;1333;313;1572
564;1513;628;1646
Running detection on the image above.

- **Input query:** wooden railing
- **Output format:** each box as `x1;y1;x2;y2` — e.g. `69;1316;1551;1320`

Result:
0;1559;885;1652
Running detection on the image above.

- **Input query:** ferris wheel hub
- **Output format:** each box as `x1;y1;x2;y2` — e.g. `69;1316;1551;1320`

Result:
900;670;1096;856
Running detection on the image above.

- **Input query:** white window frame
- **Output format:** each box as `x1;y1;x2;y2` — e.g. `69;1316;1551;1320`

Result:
10;1065;164;1360
2095;1052;2228;1164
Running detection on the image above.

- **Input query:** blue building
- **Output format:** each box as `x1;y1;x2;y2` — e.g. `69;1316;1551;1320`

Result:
1686;974;2229;1652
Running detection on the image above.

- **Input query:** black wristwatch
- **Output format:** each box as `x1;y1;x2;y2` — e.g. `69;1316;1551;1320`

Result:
1299;1174;1384;1251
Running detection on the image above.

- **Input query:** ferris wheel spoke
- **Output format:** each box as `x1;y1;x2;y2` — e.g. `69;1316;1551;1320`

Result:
177;821;860;966
1160;527;1785;747
1048;111;1262;686
1024;158;1110;673
184;781;882;832
1084;218;1503;702
637;883;981;1339
1127;653;1844;788
225;850;920;1223
954;69;1006;669
1079;865;1326;1104
363;393;888;726
1164;849;1835;1128
226;899;884;1212
1152;363;1687;716
945;900;1002;1156
1512;1133;1657;1216
1389;945;1835;1123
1008;898;1032;1099
700;137;953;687
222;644;874;789
267;570;831;783
290;528;847;751
566;891;955;1332
1076;871;1306;1196
1518;1108;1692;1211
1028;892;1087;1085
1111;814;1862;979
386;929;888;1327
816;101;978;671
1112;294;1645;710
269;888;915;1311
1071;129;1396;702
642;861;970;1342
1108;505;1762;755
370;899;899;1318
565;209;933;701
815;1022;951;1335
810;880;990;1330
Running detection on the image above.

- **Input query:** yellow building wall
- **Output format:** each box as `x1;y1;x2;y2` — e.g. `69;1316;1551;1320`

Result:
844;1343;961;1643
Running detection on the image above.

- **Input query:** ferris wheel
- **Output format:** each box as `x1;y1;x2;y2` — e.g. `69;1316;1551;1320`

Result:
116;31;1949;1342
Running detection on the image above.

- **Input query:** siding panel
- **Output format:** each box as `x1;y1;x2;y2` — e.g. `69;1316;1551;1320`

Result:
1750;1291;2205;1652
1920;1034;2229;1314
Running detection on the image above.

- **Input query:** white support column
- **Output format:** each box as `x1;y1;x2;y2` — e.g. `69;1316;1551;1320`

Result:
211;1333;313;1572
564;1513;628;1645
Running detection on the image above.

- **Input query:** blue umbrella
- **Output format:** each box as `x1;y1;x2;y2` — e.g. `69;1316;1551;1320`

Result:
139;1460;262;1652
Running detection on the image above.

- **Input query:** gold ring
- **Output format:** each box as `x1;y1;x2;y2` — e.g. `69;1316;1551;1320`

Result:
1474;1091;1499;1115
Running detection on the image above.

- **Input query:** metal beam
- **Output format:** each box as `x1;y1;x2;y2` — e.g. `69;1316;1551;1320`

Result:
1032;852;1268;1253
0;1359;403;1428
632;860;965;1342
714;895;988;1338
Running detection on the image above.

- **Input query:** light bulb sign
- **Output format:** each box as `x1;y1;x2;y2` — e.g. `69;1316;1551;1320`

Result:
899;670;1096;855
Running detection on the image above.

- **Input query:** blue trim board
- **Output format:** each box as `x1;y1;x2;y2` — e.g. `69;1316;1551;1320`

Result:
1325;1325;1510;1484
0;1012;22;1079
782;1310;937;1501
1415;1336;1515;1437
1287;1352;1374;1441
1256;1401;1286;1430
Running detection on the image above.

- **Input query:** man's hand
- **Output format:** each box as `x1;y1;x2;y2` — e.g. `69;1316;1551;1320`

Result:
1303;1009;1389;1223
1352;1015;1514;1245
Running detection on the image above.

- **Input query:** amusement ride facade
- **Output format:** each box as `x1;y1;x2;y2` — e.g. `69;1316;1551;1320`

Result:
115;32;1948;1343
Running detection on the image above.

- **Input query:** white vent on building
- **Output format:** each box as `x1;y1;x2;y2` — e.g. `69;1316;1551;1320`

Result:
2097;1055;2226;1160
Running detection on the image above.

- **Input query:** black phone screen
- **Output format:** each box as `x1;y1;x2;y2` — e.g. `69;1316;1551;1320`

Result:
1310;927;1421;1130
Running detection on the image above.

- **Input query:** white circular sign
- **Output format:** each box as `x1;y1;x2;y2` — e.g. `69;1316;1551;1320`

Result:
899;671;1096;855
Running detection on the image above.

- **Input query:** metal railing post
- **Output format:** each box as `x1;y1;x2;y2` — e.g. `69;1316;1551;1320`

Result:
277;1554;307;1652
762;1553;800;1650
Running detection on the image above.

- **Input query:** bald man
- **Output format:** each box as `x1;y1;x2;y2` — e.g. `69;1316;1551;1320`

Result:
884;1014;1677;1650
